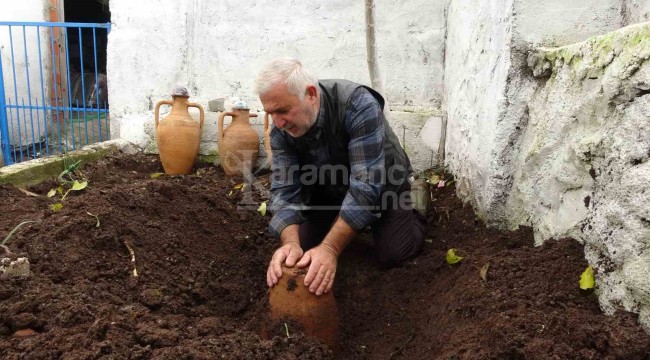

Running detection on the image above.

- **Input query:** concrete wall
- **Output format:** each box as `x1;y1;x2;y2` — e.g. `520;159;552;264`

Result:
624;0;650;24
0;0;51;148
107;0;446;170
445;0;650;328
444;0;520;221
521;22;650;329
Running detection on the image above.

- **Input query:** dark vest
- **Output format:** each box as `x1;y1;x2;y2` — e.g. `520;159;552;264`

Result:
293;79;411;206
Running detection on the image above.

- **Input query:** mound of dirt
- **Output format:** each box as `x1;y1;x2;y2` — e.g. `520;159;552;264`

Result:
0;152;648;359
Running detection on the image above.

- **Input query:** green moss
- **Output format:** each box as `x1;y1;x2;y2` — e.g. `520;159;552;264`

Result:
198;153;219;164
0;147;114;187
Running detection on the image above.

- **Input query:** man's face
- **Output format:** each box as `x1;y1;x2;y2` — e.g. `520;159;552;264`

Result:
260;82;318;138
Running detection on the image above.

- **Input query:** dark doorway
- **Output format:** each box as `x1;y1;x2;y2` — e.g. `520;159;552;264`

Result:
64;0;110;73
63;0;110;110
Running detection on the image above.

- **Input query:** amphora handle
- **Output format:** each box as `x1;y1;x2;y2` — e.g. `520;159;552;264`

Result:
187;102;205;132
154;100;173;128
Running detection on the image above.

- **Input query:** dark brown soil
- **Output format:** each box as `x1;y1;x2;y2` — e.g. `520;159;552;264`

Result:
1;153;649;360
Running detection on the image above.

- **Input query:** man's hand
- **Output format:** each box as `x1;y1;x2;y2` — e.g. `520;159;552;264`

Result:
296;243;338;296
267;242;303;288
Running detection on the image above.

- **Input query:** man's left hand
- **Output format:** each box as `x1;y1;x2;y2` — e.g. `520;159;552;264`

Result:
296;244;338;296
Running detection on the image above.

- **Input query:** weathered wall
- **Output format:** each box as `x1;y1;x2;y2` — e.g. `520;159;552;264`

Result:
0;0;50;147
624;0;650;24
445;0;635;225
522;22;650;328
444;0;516;221
444;0;650;328
107;0;446;170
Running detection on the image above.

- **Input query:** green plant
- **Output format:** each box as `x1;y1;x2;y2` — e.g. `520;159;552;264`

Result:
47;155;89;211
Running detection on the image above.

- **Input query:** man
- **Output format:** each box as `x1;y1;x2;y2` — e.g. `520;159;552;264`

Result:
254;58;427;297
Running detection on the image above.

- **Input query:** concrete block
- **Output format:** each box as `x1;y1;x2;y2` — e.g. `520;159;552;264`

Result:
208;98;225;112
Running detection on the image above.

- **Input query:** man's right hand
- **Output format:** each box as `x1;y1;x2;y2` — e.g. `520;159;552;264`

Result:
266;241;304;288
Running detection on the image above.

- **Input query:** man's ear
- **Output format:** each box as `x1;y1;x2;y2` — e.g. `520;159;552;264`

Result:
305;85;318;102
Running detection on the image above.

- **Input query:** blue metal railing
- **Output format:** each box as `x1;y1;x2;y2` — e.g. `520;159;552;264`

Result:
0;21;111;166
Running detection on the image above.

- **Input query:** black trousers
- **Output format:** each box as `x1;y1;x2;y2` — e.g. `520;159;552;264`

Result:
298;188;426;267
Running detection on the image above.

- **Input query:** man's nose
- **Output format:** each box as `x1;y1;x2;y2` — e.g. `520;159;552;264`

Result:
273;116;287;129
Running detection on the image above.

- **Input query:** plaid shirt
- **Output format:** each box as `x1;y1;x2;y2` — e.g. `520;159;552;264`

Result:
268;87;387;238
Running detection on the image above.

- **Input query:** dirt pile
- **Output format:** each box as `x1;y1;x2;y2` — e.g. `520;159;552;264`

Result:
0;153;648;359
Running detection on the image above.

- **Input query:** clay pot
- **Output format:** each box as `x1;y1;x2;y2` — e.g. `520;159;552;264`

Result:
263;113;273;167
268;265;339;352
155;95;204;175
218;109;259;175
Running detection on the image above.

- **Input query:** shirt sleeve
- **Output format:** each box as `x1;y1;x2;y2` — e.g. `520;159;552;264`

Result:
267;128;305;238
339;88;385;231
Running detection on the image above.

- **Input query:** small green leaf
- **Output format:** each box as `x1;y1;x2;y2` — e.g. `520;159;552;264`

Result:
50;203;63;212
150;172;164;179
579;265;595;290
446;248;463;264
70;180;88;191
428;174;441;184
257;201;267;216
47;189;57;198
57;185;64;195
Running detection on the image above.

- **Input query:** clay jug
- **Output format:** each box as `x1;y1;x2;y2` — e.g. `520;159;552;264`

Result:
264;113;273;167
267;265;340;353
218;106;259;176
155;95;204;175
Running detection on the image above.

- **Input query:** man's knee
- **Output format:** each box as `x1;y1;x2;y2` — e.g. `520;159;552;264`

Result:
376;235;424;268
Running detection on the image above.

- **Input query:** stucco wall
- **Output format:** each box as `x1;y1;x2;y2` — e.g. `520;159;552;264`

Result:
107;0;446;170
0;0;50;147
520;22;650;328
444;0;516;221
445;0;650;328
445;0;642;225
624;0;650;24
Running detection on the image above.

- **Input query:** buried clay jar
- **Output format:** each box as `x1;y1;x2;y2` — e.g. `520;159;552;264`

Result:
265;265;340;352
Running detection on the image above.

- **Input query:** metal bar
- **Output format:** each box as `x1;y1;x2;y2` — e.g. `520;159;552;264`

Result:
37;26;50;156
8;103;16;162
92;27;98;144
8;26;25;162
6;104;108;112
49;26;63;155
0;48;12;165
78;27;88;146
0;22;110;29
63;27;74;150
7;105;104;113
22;26;38;157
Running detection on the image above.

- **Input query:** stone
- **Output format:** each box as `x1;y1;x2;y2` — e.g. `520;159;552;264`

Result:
0;257;30;278
208;98;225;112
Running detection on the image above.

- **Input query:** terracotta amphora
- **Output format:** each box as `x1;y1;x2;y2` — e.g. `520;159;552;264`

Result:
155;95;204;175
218;107;259;176
264;113;273;167
267;265;340;353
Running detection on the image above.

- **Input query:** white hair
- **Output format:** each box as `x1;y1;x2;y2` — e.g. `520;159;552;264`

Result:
254;57;319;100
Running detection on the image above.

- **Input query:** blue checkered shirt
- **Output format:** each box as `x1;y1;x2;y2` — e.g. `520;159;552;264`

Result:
268;87;387;238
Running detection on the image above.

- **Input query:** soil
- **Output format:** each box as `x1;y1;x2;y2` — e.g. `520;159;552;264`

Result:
1;152;649;360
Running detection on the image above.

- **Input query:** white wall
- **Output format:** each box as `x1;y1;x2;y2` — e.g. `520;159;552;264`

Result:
445;0;650;329
519;22;650;328
514;0;623;46
107;0;447;169
444;0;516;221
624;0;650;24
0;0;51;149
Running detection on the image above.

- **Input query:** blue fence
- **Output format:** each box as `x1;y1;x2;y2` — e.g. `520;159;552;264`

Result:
0;21;110;166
